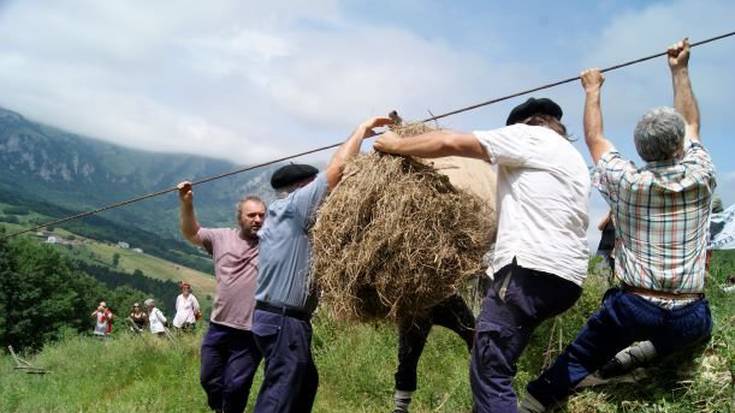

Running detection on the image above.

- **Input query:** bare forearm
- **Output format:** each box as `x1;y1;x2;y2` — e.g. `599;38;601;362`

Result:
583;90;611;163
672;68;700;139
326;125;370;189
584;90;604;143
386;130;450;158
179;202;201;244
330;125;367;169
381;130;487;160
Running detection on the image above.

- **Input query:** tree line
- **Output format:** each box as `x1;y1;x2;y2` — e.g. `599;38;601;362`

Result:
0;230;166;352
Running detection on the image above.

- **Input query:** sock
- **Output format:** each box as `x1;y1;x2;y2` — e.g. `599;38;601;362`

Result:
601;341;657;378
617;341;656;367
394;389;413;413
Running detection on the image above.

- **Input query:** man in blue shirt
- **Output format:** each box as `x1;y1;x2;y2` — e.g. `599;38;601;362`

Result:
251;115;392;413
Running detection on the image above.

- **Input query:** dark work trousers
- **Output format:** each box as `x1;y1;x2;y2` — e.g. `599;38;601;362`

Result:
470;260;582;413
252;309;318;413
596;221;616;274
526;288;712;408
200;322;263;413
395;294;475;391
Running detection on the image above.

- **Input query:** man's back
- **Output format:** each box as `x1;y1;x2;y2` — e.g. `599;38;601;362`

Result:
475;124;591;285
256;173;328;312
596;140;716;293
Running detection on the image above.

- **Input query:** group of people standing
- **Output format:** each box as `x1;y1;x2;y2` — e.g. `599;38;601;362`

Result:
92;282;202;337
178;38;715;413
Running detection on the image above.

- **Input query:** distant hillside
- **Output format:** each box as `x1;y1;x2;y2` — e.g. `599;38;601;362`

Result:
0;106;277;242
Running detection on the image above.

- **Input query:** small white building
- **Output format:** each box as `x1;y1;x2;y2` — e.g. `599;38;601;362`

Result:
45;236;58;244
117;241;130;249
132;248;143;254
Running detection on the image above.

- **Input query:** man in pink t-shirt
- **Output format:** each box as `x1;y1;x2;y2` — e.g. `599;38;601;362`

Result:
178;180;266;413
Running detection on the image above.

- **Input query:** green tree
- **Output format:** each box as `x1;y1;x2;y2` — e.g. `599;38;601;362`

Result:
0;238;150;351
112;253;120;268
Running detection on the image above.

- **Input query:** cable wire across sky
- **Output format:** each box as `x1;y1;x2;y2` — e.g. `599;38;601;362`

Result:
2;30;734;240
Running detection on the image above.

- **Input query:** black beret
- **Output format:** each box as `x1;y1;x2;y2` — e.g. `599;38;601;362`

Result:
506;97;563;126
270;164;319;189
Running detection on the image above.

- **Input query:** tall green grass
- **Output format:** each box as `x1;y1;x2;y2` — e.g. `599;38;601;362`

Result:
2;254;734;412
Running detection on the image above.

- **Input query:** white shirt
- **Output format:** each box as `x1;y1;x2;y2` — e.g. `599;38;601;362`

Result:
474;124;590;285
148;308;167;334
93;311;108;336
173;294;200;328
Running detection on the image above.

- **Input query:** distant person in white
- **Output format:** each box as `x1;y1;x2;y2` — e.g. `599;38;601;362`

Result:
145;298;167;336
173;282;200;330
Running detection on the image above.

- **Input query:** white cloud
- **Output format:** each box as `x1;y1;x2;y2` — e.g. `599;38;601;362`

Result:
573;0;735;155
0;0;731;176
567;0;735;249
0;0;526;164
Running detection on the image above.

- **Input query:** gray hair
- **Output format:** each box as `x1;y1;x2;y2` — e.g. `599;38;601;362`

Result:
633;107;686;162
275;177;316;199
276;184;299;199
236;195;266;219
144;298;155;307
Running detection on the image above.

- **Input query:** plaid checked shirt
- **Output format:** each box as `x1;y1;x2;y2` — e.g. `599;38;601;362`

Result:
594;139;716;294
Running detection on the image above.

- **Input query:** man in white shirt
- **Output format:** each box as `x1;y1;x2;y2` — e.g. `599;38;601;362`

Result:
374;97;590;412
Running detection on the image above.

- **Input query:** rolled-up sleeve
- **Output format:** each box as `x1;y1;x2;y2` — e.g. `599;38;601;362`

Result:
592;149;634;204
473;124;531;167
291;172;329;229
680;139;717;191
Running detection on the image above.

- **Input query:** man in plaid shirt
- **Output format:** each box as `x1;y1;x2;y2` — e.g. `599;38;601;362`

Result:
520;38;716;412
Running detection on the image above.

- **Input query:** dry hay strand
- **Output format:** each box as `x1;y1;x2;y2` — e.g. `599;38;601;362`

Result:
312;123;495;322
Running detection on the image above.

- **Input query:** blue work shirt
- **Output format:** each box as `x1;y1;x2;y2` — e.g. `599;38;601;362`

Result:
255;173;329;313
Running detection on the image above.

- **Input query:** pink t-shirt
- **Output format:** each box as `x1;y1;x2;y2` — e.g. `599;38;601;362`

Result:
198;228;259;330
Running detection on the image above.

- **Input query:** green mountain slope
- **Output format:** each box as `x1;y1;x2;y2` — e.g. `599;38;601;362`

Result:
0;105;277;247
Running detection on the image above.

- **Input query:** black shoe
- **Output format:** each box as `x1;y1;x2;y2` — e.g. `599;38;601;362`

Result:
598;358;625;379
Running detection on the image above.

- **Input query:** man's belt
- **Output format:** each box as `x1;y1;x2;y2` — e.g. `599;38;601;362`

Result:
256;301;310;321
622;284;704;300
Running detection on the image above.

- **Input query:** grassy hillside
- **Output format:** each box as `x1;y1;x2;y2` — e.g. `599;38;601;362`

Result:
0;194;214;273
63;237;215;297
0;209;215;298
2;253;734;412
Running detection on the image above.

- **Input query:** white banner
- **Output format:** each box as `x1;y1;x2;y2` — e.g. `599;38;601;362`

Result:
710;205;735;250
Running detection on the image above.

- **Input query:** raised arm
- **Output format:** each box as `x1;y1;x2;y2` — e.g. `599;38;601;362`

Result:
373;129;488;160
177;181;203;246
325;116;393;190
580;68;613;164
668;38;700;141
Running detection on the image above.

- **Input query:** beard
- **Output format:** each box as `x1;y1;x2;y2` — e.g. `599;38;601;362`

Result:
239;222;260;239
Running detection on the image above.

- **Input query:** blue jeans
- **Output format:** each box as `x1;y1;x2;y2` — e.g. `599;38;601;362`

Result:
252;309;319;413
470;261;582;413
527;288;712;408
200;322;262;413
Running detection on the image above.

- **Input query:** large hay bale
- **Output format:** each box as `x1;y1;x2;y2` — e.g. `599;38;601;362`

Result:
312;126;497;322
428;156;497;208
